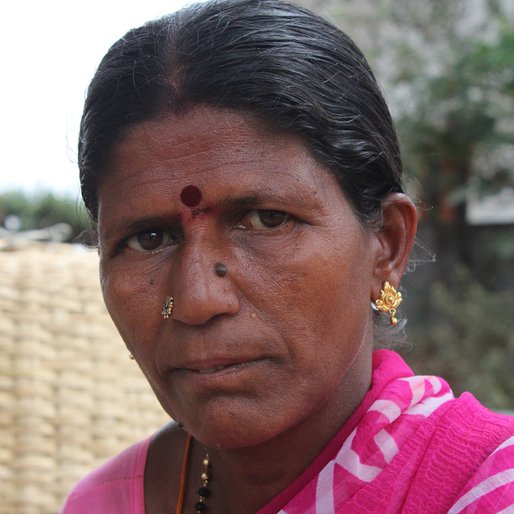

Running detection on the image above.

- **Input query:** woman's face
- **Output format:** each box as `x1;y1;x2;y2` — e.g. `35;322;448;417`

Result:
97;107;382;448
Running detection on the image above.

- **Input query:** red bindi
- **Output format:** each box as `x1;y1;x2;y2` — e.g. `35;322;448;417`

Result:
180;185;202;207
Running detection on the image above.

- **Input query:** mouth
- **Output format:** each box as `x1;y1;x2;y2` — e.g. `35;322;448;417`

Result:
170;357;270;387
186;360;260;374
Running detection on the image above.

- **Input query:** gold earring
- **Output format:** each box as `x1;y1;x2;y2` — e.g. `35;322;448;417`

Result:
162;296;174;319
129;353;135;360
375;281;402;326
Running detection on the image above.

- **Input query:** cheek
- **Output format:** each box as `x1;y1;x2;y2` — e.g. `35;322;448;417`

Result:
260;237;372;363
253;238;370;324
100;262;159;342
311;253;372;341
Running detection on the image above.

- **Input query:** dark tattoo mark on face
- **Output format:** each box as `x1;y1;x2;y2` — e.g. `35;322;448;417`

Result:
214;262;228;277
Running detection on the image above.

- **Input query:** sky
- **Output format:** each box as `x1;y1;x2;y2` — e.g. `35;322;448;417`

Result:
0;1;198;198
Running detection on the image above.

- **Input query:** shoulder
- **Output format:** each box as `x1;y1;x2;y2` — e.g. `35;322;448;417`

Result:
60;436;152;514
449;433;514;513
443;395;514;513
440;393;514;450
409;392;514;513
428;392;514;477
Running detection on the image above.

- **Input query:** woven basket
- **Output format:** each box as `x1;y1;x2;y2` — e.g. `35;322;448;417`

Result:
0;243;169;514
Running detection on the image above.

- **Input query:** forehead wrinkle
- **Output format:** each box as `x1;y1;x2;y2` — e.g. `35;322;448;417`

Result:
122;119;262;163
114;119;293;174
111;148;273;186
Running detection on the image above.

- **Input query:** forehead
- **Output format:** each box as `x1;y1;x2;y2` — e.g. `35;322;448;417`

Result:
105;108;307;178
97;106;346;219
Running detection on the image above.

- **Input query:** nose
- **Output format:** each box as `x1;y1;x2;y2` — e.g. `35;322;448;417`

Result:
170;239;240;326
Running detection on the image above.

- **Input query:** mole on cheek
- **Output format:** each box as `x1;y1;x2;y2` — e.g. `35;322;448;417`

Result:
180;185;202;207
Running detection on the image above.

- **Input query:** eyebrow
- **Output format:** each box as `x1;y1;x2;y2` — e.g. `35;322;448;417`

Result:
216;189;321;212
100;215;178;243
217;194;261;211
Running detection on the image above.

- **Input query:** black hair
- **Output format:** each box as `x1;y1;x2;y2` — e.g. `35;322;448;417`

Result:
79;0;403;226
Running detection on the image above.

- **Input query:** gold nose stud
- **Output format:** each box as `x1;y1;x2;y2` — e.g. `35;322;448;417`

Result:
162;296;174;319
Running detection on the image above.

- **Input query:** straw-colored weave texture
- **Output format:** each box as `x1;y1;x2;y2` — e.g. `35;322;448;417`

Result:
0;244;169;514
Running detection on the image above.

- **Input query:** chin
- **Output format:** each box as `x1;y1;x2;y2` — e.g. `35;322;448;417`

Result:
172;399;289;450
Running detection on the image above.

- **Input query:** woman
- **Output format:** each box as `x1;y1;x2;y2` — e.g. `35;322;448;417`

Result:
62;0;514;512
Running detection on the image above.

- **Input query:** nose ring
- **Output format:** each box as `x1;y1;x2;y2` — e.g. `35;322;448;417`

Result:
162;296;174;319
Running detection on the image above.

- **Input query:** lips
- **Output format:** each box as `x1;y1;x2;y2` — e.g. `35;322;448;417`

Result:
164;335;279;386
186;359;260;374
169;356;270;387
175;357;262;374
196;365;229;374
163;327;279;377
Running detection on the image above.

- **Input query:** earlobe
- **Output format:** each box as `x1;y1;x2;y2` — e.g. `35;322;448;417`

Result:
371;193;418;296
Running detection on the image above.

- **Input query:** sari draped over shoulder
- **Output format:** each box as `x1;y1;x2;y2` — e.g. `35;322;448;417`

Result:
258;350;514;514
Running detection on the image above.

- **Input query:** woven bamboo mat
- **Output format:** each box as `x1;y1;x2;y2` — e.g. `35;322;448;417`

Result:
0;243;169;514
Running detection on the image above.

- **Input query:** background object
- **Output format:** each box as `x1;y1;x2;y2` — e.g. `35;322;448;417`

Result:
0;243;169;514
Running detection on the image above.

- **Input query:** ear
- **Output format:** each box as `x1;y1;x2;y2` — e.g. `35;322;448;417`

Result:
371;193;417;298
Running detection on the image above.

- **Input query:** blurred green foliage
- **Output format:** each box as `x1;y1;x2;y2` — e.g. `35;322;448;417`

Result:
0;190;89;242
399;26;514;217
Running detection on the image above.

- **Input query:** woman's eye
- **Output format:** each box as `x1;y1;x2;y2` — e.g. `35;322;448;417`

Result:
125;229;178;252
238;210;291;230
